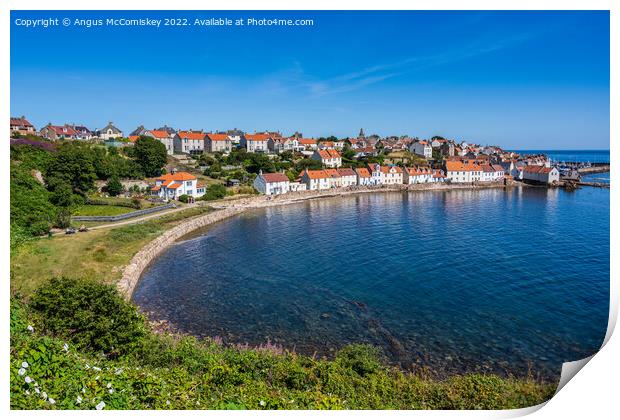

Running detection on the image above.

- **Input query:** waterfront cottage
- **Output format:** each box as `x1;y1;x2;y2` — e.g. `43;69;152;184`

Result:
174;131;206;154
253;170;290;195
10;116;36;136
312;149;342;168
151;171;205;200
522;165;560;184
403;166;434;184
368;163;403;185
337;167;358;187
205;133;233;153
444;161;483;183
300;169;331;190
355;167;373;186
324;169;343;188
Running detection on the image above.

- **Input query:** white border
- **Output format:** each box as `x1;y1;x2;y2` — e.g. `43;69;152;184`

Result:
1;1;616;419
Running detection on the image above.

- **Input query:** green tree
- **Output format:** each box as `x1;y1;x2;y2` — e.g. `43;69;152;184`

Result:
134;136;167;177
106;176;124;197
46;143;97;195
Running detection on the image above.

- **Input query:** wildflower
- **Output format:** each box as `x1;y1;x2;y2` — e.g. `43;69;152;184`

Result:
95;376;100;380
108;389;114;394
18;368;26;376
166;400;170;405
42;392;47;400
25;390;30;396
63;343;69;352
27;325;34;333
96;401;106;410
260;400;266;407
24;376;32;384
81;388;86;394
107;383;112;388
76;396;82;404
115;368;123;375
22;361;29;368
93;366;101;372
34;388;40;394
49;398;56;404
85;364;90;370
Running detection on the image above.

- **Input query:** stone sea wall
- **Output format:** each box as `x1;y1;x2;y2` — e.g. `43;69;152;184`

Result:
117;207;245;299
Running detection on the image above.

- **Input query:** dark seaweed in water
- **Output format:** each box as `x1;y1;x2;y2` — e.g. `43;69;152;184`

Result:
133;188;609;381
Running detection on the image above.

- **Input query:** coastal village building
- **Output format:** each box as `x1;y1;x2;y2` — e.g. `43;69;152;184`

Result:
241;133;270;153
312;149;342;168
97;122;123;140
444;160;483;183
145;129;175;155
174;131;206;154
355;167;373;186
409;140;433;159
289;180;307;192
72;125;94;140
150;171;205;200
205;133;233;153
40;124;78;141
300;169;331;191
368;163;404;185
253;171;290;195
403;166;434;184
298;138;318;151
480;164;506;182
338;167;358;187
522;165;560;184
10;116;36;136
324;169;343;188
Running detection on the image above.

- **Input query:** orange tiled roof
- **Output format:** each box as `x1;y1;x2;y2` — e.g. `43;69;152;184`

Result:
148;130;170;139
156;172;197;182
261;172;289;183
128;135;139;143
445;161;482;172
318;149;341;159
245;133;270;141
206;133;229;141
168;182;182;189
178;131;206;140
303;169;330;179
355;167;371;178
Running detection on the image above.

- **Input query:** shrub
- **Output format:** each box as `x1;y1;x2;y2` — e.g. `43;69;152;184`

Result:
106;176;124;197
335;344;382;377
131;197;142;209
29;277;147;358
201;184;228;201
178;194;190;203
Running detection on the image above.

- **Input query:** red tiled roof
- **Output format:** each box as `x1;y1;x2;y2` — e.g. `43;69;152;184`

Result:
445;161;482;172
245;133;270;141
128;135;139;143
206;133;229;141
303;169;330;180
178;131;206;140
148;130;170;139
524;165;553;174
261;172;289;183
337;168;356;176
168;182;182;189
10;117;33;127
298;138;317;145
317;149;341;159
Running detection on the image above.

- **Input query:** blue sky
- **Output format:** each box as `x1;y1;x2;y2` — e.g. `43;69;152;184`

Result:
11;10;609;149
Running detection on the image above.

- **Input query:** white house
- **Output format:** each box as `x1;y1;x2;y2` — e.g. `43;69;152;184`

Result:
150;172;205;200
368;163;403;185
253;171;290;195
522;166;560;184
289;181;307;192
324;169;343;188
97;122;123;140
241;133;270;153
409;140;433;159
205;133;233;153
312;149;342;168
445;160;483;183
403;166;434;184
145;129;175;155
300;169;331;190
337;168;357;187
174;131;206;154
355;167;373;186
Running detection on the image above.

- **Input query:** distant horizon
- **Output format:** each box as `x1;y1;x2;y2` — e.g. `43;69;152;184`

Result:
11;10;610;150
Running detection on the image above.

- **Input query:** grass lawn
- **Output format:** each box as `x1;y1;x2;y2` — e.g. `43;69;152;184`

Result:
11;206;213;296
72;204;137;216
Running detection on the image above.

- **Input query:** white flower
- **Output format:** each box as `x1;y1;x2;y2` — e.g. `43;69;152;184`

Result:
115;368;123;375
76;395;82;404
93;366;101;372
49;398;56;404
34;387;40;394
95;376;100;380
24;376;32;384
63;343;69;352
25;390;30;395
41;392;47;399
108;389;114;394
85;364;90;369
96;401;106;410
22;361;29;368
107;383;112;388
81;388;86;394
18;368;26;376
166;400;170;405
27;325;34;332
259;400;266;406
